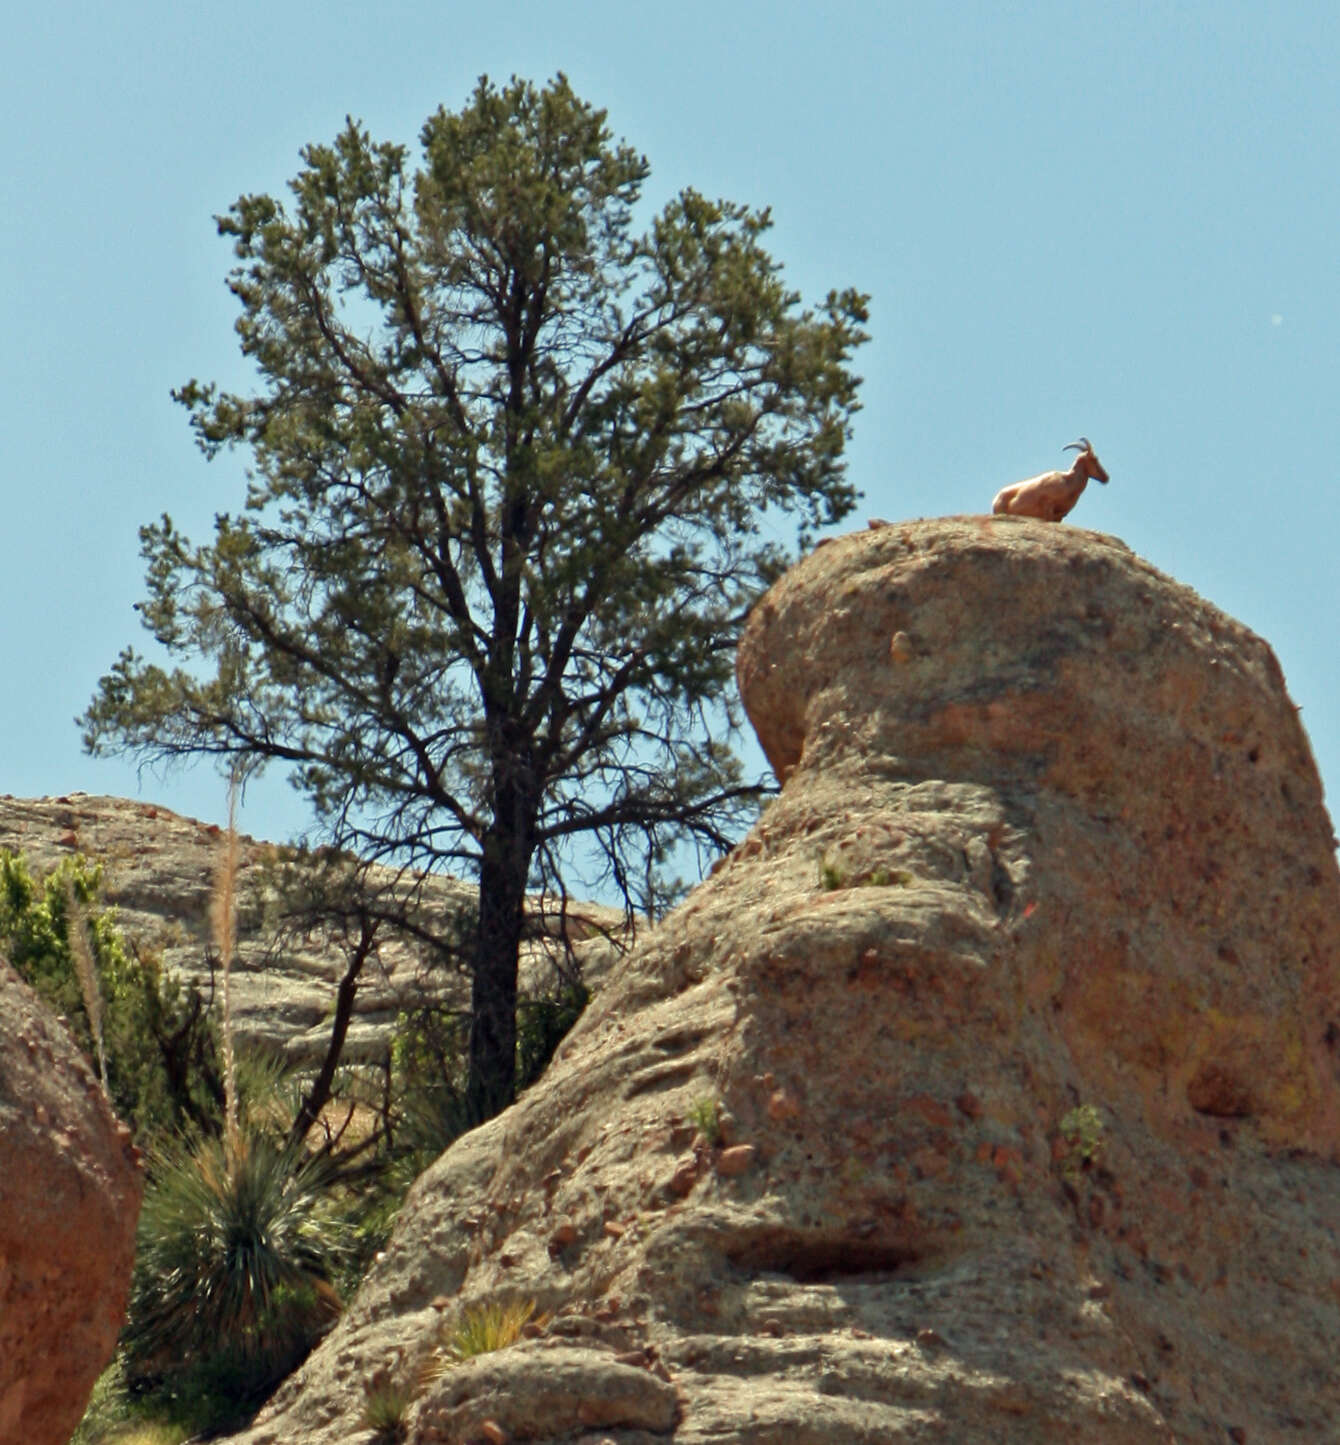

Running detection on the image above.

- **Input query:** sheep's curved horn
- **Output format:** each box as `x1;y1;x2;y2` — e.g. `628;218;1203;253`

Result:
1063;437;1093;454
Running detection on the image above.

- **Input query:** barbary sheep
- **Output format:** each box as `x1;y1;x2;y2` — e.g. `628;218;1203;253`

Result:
991;439;1109;522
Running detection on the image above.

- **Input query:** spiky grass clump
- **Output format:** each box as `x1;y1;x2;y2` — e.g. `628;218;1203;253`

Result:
687;1095;722;1145
418;1298;540;1387
359;1375;415;1442
445;1297;538;1360
125;1128;347;1424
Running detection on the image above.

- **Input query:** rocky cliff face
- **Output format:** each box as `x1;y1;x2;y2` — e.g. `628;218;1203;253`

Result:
214;518;1340;1443
0;965;143;1445
0;796;625;1068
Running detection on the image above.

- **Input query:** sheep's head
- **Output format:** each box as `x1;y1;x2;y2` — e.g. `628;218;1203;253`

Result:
1064;438;1109;484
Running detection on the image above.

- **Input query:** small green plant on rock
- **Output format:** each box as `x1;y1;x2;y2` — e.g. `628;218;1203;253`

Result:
688;1095;723;1145
819;856;911;891
359;1373;414;1443
1057;1103;1106;1184
818;856;847;890
444;1297;538;1360
865;866;912;887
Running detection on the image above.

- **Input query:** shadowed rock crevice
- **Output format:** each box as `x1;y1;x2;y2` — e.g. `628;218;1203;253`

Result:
217;518;1340;1444
721;1228;928;1283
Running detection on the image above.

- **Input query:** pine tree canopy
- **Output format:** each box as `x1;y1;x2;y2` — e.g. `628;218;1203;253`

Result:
84;74;869;1116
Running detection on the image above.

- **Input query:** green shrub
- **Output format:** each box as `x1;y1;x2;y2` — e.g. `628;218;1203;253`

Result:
818;858;846;890
818;855;910;892
516;980;589;1089
124;1127;347;1432
390;1001;475;1153
1057;1103;1106;1184
69;1353;190;1445
0;850;221;1139
390;979;590;1163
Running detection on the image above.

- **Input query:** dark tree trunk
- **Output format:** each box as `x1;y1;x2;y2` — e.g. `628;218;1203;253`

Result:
150;982;224;1132
467;766;539;1122
286;915;377;1152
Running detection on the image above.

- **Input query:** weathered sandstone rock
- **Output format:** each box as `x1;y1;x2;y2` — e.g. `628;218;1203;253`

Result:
218;518;1340;1442
0;795;627;1068
0;964;143;1445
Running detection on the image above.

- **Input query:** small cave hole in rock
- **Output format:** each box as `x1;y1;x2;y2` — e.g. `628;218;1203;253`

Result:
725;1231;924;1284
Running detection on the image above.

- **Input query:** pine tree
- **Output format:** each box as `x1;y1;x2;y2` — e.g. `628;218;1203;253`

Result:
84;74;868;1119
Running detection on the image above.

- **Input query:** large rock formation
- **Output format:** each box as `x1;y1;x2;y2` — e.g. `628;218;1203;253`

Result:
219;518;1340;1443
0;964;143;1445
0;796;626;1068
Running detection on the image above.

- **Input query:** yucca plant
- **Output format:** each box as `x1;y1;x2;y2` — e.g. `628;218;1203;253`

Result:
125;1127;347;1421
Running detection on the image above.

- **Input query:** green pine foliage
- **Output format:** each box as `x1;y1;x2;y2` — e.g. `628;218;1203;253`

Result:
83;72;868;1121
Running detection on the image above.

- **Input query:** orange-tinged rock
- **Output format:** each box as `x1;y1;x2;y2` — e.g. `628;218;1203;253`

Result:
0;966;142;1445
715;1144;755;1176
766;1087;800;1121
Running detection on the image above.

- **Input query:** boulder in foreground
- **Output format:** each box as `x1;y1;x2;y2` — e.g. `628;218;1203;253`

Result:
0;964;142;1445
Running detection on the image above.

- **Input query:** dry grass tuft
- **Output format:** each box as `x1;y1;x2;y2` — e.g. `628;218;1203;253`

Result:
419;1298;542;1386
65;880;108;1094
211;769;242;1159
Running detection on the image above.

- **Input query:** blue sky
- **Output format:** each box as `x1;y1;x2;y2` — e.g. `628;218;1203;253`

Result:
5;2;1338;854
